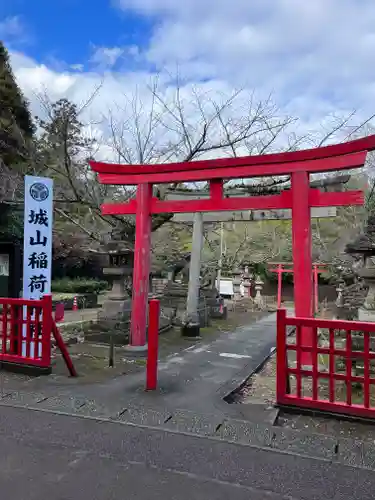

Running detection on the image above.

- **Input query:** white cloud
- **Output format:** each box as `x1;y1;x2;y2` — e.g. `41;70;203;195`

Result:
11;52;78;98
10;52;187;161
117;0;375;123
90;46;125;69
70;64;84;72
5;0;375;165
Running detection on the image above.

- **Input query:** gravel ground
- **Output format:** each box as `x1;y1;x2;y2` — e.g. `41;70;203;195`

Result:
240;352;375;442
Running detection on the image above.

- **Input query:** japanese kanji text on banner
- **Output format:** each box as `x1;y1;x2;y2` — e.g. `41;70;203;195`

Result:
23;176;53;300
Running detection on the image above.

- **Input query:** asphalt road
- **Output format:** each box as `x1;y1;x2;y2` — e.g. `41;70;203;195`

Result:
0;406;374;499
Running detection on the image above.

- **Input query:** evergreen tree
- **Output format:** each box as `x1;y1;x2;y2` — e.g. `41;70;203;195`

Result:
37;98;93;162
0;41;35;241
0;41;34;165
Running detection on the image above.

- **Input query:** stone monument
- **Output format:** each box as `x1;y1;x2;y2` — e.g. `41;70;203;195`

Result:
159;254;194;326
159;255;223;331
200;264;226;320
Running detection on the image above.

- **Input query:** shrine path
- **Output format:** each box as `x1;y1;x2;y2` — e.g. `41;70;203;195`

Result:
1;310;286;420
93;310;284;417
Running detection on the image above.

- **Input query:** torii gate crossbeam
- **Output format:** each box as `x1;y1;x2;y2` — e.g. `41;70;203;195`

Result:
90;135;375;361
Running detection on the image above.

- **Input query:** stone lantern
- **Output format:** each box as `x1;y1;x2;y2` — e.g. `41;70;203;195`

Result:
335;280;345;308
254;275;264;309
242;261;253;299
346;216;375;322
232;268;243;300
98;234;134;322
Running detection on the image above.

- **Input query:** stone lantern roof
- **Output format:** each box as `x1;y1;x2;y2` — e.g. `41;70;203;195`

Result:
345;216;375;256
103;240;134;255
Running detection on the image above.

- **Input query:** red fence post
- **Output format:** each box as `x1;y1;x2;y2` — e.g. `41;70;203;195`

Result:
146;299;160;391
52;321;78;377
276;309;287;403
41;294;53;368
313;264;318;314
277;264;282;308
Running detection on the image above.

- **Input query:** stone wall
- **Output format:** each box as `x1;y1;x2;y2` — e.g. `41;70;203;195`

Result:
152;278;168;295
158;282;211;327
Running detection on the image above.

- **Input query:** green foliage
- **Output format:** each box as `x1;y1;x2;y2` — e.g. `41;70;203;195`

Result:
0;41;35;242
152;223;194;268
51;278;109;294
366;181;375;217
0;41;34;164
0;203;23;241
35;98;95;187
37;98;93;158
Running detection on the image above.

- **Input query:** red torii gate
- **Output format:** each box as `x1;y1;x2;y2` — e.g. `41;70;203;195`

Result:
90;135;375;354
268;262;328;312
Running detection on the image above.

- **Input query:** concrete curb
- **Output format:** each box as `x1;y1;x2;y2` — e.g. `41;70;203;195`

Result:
0;390;374;471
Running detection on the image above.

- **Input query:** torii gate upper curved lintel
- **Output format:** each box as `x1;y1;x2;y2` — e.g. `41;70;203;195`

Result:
89;135;375;355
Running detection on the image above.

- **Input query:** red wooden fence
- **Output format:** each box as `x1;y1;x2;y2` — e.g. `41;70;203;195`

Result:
277;309;375;419
0;295;52;369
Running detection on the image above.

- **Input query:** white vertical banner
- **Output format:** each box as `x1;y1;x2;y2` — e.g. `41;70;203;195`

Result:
23;176;53;300
22;176;53;357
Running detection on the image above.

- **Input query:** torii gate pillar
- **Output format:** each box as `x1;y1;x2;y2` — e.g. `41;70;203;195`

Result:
129;183;152;349
292;171;313;318
292;172;313;364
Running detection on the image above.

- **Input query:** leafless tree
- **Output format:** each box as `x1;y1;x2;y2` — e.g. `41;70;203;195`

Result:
106;79;301;187
7;78;302;248
3;75;374;260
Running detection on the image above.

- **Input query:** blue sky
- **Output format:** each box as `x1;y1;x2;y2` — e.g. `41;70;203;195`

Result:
0;0;155;71
1;1;375;162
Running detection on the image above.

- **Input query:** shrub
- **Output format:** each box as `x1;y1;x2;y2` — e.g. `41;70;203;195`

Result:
51;278;109;294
